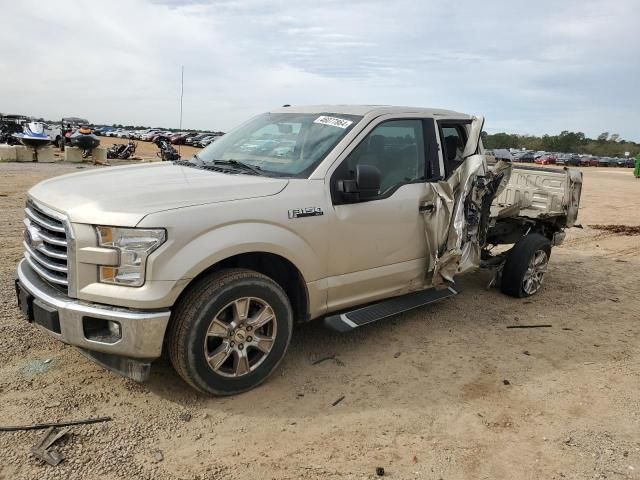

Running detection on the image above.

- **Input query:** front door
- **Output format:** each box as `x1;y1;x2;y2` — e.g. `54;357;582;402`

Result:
325;117;444;311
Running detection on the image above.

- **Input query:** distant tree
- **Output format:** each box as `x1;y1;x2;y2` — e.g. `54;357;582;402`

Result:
483;130;639;157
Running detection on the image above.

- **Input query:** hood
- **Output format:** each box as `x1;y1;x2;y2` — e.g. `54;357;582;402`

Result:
29;163;289;226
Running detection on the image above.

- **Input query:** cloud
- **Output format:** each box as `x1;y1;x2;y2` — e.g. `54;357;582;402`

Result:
0;0;638;140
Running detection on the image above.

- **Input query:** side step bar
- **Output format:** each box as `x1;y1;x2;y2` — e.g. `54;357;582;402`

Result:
323;286;460;333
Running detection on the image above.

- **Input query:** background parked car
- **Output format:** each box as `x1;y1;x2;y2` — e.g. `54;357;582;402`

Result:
535;154;556;165
598;157;612;167
171;132;198;145
612;157;626;167
151;132;172;142
186;133;213;146
567;154;581;166
518;151;536;163
580;156;599;167
197;135;222;147
94;127;115;136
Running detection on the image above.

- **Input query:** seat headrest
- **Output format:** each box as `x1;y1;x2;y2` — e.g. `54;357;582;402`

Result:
444;136;459;161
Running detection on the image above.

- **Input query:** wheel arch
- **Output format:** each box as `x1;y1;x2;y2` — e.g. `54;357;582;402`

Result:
173;251;310;324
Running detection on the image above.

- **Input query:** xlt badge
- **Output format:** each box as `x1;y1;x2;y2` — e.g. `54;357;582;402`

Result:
288;207;323;219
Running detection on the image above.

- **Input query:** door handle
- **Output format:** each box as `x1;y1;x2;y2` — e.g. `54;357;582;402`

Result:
419;202;435;213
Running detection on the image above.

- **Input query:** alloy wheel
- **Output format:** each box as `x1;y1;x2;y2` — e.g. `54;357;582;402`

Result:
204;297;277;378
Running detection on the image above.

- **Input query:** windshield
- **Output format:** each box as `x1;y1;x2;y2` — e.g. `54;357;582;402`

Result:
193;112;362;177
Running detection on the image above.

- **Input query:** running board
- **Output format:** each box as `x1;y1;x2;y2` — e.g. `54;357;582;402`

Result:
323;286;460;333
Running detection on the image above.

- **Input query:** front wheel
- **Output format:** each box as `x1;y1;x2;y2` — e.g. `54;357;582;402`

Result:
168;269;293;395
501;234;552;298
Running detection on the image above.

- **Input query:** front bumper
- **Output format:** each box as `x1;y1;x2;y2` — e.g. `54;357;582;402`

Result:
16;259;171;369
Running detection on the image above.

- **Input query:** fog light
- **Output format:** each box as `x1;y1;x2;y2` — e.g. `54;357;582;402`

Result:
107;321;122;338
83;316;122;343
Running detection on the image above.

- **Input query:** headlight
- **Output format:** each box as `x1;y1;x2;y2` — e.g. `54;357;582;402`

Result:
96;227;166;287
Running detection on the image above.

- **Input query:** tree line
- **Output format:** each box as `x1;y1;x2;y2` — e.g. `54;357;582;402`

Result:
481;131;639;157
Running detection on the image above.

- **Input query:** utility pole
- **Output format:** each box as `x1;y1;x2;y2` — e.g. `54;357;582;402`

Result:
178;65;184;156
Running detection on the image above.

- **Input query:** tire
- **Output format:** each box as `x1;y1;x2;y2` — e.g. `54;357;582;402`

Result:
501;233;552;298
168;268;293;395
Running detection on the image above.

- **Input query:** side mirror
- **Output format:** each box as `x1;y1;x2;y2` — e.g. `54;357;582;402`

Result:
338;164;381;202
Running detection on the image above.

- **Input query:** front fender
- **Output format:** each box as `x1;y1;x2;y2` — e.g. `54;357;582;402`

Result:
146;221;324;284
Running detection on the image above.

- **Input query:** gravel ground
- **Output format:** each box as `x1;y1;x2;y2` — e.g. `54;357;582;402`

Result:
0;162;639;480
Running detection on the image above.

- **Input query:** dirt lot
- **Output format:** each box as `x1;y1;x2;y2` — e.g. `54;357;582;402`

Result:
0;162;639;480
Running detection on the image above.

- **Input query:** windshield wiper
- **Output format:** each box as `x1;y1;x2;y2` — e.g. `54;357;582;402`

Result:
210;159;266;176
190;153;205;166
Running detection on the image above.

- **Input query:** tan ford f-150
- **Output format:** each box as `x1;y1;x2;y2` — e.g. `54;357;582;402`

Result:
15;105;582;394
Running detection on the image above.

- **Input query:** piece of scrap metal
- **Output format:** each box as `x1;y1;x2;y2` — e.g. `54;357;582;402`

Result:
30;426;70;466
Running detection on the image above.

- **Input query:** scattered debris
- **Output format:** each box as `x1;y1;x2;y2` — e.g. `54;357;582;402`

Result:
608;298;620;303
376;466;385;476
507;324;552;329
19;359;54;376
393;352;401;358
178;412;192;422
589;224;640;236
43;358;52;364
562;327;573;331
503;380;511;385
332;396;345;407
312;354;336;365
523;350;531;356
153;450;164;463
44;401;61;409
0;416;111;432
93;158;110;166
30;426;70;466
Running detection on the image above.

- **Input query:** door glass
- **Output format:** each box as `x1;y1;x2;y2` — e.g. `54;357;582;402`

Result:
344;120;425;194
441;125;466;177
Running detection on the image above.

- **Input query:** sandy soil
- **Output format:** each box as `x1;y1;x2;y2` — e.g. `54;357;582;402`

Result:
0;163;639;480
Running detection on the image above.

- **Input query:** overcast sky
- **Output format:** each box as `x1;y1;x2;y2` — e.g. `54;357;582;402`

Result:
1;0;638;140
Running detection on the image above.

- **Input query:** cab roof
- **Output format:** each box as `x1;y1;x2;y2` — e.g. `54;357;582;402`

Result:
270;104;471;120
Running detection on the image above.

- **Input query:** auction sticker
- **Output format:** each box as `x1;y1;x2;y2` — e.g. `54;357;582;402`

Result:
313;116;353;129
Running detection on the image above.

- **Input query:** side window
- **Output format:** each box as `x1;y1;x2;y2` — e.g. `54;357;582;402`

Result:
440;124;467;177
343;119;425;195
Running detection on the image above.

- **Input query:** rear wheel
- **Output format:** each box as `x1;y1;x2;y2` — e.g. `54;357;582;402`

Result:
501;234;552;298
168;269;293;395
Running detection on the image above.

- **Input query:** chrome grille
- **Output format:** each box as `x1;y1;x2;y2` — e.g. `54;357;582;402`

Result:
23;199;69;291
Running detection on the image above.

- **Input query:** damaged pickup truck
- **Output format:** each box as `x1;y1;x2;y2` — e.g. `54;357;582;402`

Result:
15;105;582;395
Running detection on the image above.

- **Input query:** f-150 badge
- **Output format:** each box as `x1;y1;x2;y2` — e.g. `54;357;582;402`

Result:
288;207;323;219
